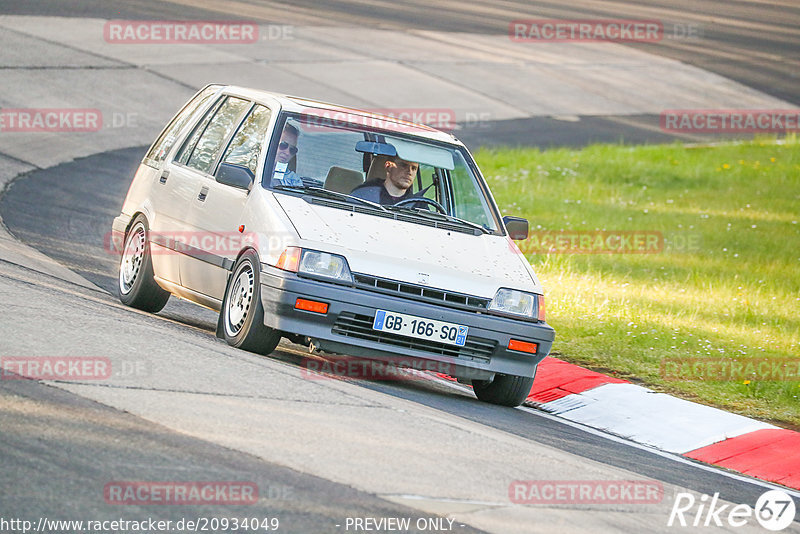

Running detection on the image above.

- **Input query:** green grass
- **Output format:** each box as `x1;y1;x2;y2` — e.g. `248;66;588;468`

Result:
476;136;800;428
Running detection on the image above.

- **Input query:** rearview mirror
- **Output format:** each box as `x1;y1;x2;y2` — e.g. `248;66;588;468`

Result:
355;141;397;156
503;216;529;240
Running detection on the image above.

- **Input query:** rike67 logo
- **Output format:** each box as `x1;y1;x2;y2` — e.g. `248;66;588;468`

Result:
668;489;796;531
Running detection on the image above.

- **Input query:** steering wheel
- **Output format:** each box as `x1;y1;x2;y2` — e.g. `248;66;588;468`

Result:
393;197;447;214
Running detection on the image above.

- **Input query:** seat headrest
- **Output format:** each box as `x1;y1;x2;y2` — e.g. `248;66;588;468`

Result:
366;155;390;182
324;166;364;194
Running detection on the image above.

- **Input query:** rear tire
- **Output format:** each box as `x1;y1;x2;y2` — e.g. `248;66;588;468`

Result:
118;215;170;313
473;371;536;407
221;249;281;355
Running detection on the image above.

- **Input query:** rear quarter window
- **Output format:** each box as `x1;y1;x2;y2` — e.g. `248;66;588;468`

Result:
144;85;219;168
183;97;251;175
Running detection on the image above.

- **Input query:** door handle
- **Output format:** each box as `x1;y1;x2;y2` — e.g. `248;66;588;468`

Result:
159;170;169;184
198;187;209;202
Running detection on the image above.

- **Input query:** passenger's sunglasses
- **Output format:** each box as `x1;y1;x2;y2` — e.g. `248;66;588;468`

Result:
279;141;298;155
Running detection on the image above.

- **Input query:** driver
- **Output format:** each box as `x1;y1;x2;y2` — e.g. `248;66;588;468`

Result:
350;155;419;205
271;124;303;187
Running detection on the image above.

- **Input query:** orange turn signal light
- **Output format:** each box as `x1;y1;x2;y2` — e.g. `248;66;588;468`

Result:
276;247;302;272
508;339;538;354
295;298;329;314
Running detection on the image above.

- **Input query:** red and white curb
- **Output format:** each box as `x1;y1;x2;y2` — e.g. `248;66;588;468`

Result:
314;351;800;491
523;357;800;491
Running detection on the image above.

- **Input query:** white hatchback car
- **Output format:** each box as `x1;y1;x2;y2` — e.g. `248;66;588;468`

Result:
113;84;555;406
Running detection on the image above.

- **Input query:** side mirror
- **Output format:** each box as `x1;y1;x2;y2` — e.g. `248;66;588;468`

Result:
216;163;254;190
503;216;529;240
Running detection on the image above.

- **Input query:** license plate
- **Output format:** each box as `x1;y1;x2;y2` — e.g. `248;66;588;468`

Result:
372;310;468;347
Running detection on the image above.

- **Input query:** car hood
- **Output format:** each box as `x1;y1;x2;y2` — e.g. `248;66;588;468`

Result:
275;194;542;298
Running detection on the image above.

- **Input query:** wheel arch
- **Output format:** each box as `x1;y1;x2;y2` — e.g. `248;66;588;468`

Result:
122;205;155;237
216;246;261;339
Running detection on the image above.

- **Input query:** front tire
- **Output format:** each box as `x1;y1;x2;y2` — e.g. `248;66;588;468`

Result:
221;249;281;355
118;215;170;313
473;371;536;407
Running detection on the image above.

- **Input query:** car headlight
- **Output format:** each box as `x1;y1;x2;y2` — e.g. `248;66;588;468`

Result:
299;250;352;282
489;288;543;321
276;247;353;283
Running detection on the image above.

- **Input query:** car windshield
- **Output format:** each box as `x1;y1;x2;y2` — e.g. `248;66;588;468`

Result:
264;112;500;233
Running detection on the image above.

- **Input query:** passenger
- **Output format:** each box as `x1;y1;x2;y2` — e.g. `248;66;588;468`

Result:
350;156;419;205
271;124;303;187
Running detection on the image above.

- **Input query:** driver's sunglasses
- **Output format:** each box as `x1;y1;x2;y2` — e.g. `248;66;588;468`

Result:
279;141;298;155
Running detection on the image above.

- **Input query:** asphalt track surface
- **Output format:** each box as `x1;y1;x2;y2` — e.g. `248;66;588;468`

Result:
4;0;797;106
2;146;796;527
1;374;477;533
2;1;799;532
2;0;798;147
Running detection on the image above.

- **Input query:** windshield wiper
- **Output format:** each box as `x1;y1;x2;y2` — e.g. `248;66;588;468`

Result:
272;185;488;232
384;204;491;234
273;184;387;212
449;215;491;234
271;184;306;192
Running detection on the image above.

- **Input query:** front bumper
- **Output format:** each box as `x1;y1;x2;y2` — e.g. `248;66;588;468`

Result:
259;266;555;380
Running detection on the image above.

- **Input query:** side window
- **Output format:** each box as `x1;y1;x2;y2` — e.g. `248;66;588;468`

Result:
266;121;363;188
450;157;494;229
415;164;439;202
177;97;225;166
181;96;250;174
218;105;272;178
144;85;219;167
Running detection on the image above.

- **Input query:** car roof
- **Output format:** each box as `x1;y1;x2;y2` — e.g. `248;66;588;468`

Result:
214;84;462;145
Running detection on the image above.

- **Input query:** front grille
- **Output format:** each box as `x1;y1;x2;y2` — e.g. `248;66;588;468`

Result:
332;312;495;363
353;274;491;313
